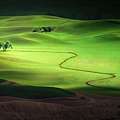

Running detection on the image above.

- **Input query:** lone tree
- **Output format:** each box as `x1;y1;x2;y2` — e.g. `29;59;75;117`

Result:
0;41;13;51
3;41;13;51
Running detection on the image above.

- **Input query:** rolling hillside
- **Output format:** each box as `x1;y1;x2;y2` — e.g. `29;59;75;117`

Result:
0;15;120;120
0;15;120;96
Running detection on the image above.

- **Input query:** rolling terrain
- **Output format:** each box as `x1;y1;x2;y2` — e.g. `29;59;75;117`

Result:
0;15;120;119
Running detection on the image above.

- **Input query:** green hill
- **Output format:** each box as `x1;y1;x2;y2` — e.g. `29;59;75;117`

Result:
0;15;120;98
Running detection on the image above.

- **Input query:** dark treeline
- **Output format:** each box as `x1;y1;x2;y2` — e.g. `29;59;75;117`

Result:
0;0;119;19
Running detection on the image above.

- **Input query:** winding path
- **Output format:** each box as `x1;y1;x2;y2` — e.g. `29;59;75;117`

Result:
1;50;119;92
59;52;119;91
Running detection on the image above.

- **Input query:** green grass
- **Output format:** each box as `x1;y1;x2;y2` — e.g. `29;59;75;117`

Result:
0;15;120;98
0;85;75;99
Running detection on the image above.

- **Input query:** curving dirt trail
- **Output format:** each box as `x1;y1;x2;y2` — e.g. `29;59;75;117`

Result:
0;50;119;91
0;50;120;120
59;51;118;91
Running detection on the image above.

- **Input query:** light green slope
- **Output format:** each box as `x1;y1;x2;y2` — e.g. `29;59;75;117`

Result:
0;15;120;95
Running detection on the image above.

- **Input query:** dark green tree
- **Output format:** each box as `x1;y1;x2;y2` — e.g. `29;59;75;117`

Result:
3;41;13;51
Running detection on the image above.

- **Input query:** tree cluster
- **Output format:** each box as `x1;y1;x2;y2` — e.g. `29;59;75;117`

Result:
0;41;13;51
32;27;56;32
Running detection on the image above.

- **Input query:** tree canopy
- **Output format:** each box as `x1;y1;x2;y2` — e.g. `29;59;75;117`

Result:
0;41;13;51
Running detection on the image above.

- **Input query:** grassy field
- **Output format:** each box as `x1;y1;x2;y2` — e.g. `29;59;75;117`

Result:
0;15;120;98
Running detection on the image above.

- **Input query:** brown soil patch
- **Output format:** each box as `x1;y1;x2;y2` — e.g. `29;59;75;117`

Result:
0;80;25;86
0;92;120;120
